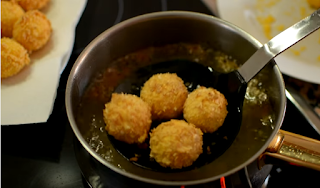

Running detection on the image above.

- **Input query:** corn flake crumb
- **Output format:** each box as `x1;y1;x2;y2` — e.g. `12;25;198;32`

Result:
130;157;138;162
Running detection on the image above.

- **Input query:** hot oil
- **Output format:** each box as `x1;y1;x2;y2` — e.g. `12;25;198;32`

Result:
76;43;276;171
112;59;243;172
242;75;275;152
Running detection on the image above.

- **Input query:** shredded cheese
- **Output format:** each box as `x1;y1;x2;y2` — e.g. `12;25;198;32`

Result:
291;46;307;56
257;15;275;39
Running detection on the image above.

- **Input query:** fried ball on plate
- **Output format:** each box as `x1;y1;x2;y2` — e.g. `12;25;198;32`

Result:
149;119;203;169
140;73;188;120
13;10;52;52
12;0;50;11
1;37;30;78
1;1;25;37
103;93;152;144
184;86;228;133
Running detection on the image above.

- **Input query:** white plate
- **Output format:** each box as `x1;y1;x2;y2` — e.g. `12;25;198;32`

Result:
216;0;320;84
1;0;87;125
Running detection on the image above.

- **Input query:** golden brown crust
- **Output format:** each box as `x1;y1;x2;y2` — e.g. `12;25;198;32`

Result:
103;93;152;144
12;0;50;11
140;73;188;120
1;37;30;78
183;87;228;133
149;119;203;169
13;10;52;52
1;1;25;37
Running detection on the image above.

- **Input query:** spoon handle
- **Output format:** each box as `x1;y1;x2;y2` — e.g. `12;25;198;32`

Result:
238;9;320;83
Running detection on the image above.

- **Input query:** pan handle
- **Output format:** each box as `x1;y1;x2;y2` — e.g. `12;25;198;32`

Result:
258;130;320;171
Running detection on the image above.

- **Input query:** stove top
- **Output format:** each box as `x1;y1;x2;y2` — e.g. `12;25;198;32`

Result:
2;1;320;188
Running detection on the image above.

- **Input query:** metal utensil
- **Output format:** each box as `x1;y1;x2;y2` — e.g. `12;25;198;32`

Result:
238;9;320;83
213;9;320;131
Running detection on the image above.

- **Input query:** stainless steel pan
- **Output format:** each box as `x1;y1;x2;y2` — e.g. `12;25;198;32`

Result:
66;11;320;186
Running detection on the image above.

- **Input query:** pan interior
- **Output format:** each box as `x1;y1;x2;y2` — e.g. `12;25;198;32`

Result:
110;59;242;172
68;12;284;184
75;43;275;180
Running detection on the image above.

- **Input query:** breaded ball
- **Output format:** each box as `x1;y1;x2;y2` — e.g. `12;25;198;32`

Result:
103;93;152;144
140;73;188;120
1;1;25;37
149;119;203;169
13;10;52;52
1;37;30;78
12;0;50;11
183;87;228;133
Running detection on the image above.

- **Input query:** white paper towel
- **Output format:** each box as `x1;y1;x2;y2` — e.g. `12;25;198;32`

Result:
1;0;87;125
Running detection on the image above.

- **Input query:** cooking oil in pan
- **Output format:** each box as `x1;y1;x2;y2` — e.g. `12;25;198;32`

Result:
76;43;276;171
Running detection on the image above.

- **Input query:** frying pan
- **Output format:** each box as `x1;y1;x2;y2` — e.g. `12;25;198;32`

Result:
66;11;320;186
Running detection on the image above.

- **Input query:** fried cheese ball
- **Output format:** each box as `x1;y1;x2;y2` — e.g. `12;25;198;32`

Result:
183;87;228;133
103;93;152;144
1;1;25;37
140;73;188;120
12;0;50;11
13;10;52;52
149;120;203;169
1;37;30;78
